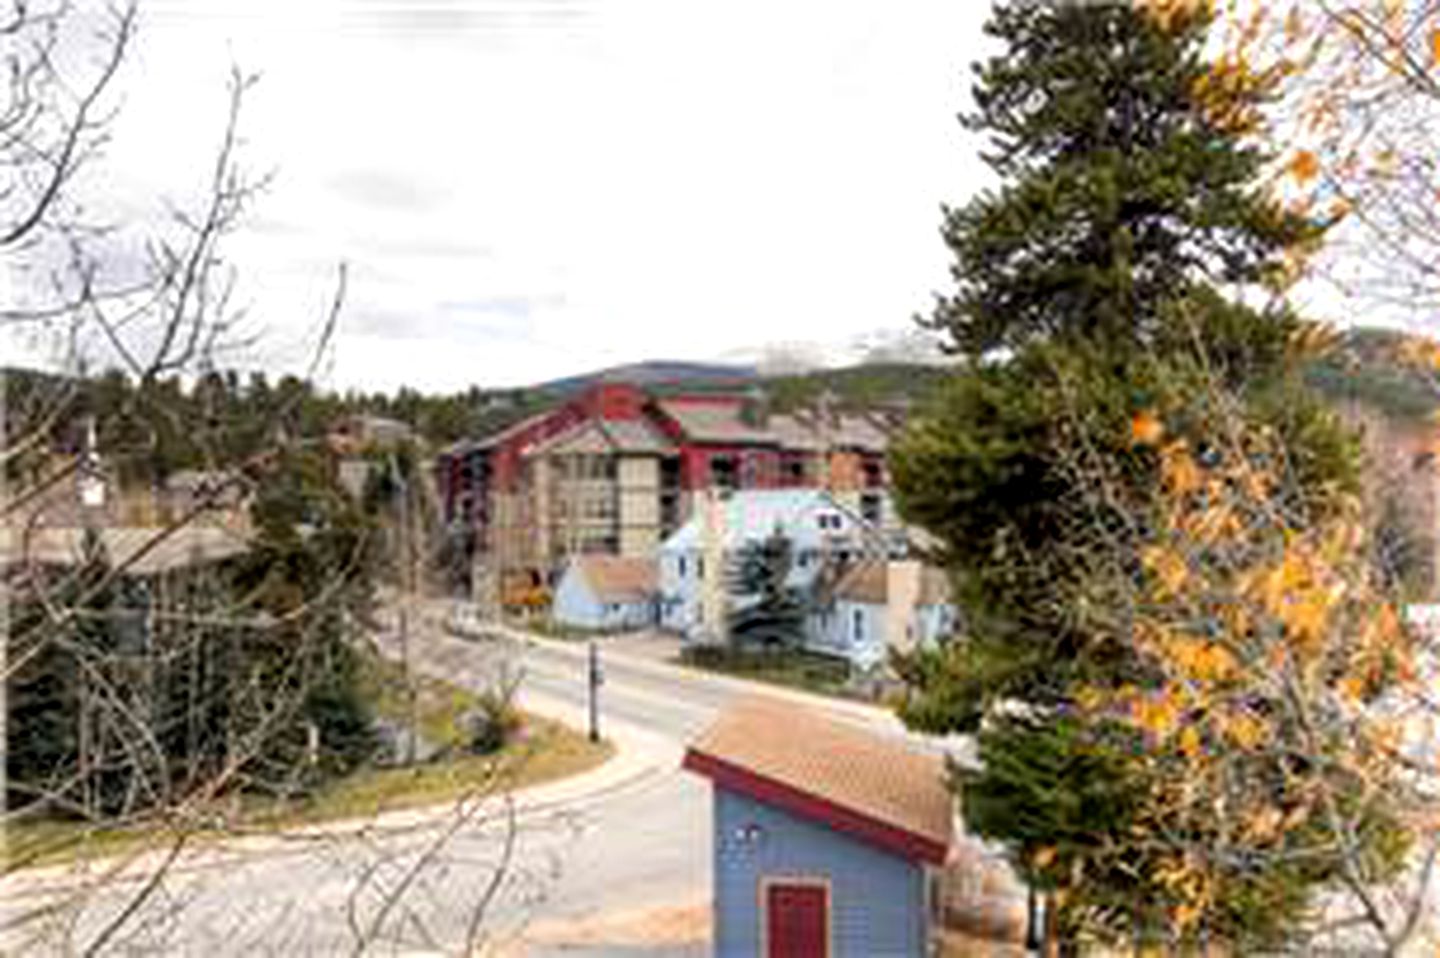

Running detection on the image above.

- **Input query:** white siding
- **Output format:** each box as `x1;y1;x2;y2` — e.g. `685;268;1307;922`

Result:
803;599;957;670
552;565;606;629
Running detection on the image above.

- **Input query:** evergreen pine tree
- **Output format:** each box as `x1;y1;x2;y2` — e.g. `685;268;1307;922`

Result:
891;2;1385;948
726;527;808;652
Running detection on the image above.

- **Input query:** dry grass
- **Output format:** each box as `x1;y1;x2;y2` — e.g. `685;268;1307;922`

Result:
246;715;611;828
4;714;611;871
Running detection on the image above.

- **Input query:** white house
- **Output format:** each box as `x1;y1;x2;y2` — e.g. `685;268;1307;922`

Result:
809;559;957;670
551;554;658;631
658;489;884;641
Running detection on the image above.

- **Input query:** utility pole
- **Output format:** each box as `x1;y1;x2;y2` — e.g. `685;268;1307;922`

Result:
392;450;418;766
0;377;8;858
587;639;603;742
77;414;106;817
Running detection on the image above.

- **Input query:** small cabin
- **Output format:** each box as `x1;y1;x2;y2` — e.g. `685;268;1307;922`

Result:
551;554;657;631
684;698;953;957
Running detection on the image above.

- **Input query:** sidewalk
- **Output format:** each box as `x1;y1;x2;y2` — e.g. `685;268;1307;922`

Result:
0;689;667;899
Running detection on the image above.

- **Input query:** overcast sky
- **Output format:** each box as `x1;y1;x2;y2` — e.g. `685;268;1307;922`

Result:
38;0;993;393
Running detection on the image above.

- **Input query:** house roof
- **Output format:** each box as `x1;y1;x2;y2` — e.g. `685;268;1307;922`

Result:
463;409;557;454
655;399;777;445
770;411;892;454
527;420;615;457
683;698;952;864
599;419;674;454
766;414;827;452
660;489;868;552
163;469;251;503
830;560;952;606
572;554;658;602
1;524;250;576
526;417;677;458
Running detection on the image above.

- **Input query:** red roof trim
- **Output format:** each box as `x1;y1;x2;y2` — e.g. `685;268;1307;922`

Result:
682;748;948;865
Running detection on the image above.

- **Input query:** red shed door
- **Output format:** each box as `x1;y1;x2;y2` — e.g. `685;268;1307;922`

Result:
766;882;829;958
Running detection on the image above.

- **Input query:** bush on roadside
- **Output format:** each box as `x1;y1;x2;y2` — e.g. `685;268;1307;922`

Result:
466;685;522;755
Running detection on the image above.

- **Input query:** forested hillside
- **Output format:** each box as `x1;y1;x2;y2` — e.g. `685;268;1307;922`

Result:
7;326;1432;483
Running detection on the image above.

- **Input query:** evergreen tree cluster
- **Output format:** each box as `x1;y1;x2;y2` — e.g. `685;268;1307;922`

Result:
1;366;534;493
6;446;381;820
725;528;809;652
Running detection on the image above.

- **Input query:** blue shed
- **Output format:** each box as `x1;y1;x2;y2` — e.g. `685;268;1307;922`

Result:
684;698;953;957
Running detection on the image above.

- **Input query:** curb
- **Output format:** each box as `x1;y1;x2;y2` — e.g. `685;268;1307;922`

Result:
0;693;671;898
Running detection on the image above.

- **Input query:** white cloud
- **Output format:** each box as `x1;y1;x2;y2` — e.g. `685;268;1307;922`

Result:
20;0;992;392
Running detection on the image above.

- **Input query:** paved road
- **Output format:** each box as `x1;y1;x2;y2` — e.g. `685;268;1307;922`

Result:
0;605;968;956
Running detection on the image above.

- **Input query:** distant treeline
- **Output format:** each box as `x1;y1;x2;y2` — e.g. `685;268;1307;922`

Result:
4;360;958;487
4;332;1434;488
2;367;547;484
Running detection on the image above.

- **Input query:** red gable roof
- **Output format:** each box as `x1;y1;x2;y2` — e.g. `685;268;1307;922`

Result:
683;698;952;865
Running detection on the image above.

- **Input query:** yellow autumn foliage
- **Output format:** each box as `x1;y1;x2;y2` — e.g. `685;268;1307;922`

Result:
1159;440;1202;495
1178;724;1203;758
1142;544;1190;597
1131;409;1165;447
1288;148;1321;183
1133;693;1184;740
1135;0;1215;34
1222;710;1267;750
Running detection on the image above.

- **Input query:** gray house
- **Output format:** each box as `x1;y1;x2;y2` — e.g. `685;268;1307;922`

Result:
551;554;657;631
684;698;953;957
808;559;957;671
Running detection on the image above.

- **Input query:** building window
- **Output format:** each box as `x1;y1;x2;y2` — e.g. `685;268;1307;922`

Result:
583;495;617;520
860;493;882;524
678;556;687;578
711;454;738;490
581;533;619;554
740;452;765;487
697;556;706;578
563;454;618;481
853;608;864;643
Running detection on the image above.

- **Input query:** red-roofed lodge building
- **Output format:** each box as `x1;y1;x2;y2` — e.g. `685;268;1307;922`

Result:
436;383;901;599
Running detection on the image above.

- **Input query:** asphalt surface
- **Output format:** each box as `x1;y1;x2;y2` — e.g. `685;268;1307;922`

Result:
0;604;961;956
